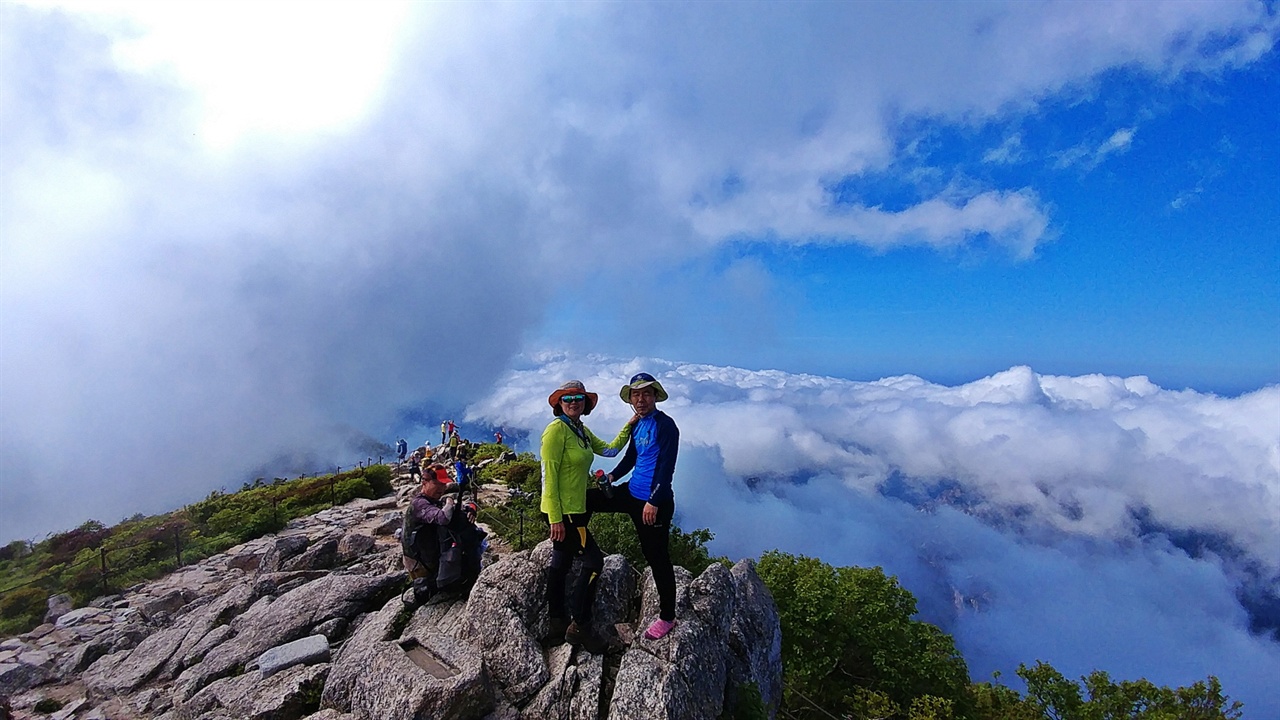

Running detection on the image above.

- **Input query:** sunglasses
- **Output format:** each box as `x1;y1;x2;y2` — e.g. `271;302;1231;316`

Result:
560;394;586;403
630;373;656;384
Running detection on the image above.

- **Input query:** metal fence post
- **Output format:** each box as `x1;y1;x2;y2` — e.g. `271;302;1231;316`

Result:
99;547;109;596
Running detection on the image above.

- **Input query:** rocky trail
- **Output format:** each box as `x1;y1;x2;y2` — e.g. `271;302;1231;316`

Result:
0;460;781;720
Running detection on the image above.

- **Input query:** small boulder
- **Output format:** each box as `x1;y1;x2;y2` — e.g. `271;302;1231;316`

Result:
257;635;331;678
336;533;376;562
43;594;74;625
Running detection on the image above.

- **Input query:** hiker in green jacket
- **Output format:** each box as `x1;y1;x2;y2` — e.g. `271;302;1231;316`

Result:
541;380;638;653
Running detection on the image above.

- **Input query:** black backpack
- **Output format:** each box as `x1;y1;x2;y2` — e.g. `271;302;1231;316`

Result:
403;500;485;596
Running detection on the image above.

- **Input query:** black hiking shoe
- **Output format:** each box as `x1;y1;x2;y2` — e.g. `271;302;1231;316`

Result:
565;621;608;654
545;617;569;643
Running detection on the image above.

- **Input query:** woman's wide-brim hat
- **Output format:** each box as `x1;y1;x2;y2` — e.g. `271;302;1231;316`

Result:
619;372;669;403
548;380;598;416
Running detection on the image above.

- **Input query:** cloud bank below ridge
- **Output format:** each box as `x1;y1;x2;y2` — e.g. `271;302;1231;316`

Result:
468;354;1280;715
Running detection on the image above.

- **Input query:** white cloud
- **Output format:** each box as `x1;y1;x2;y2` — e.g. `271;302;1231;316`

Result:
692;188;1052;259
982;133;1024;165
468;353;1280;714
2;0;1276;541
1056;127;1138;171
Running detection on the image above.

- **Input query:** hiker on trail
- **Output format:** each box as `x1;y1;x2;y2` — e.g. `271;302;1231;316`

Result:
402;472;485;604
589;372;680;640
541;380;639;652
440;420;448;445
454;459;472;488
421;461;450;485
495;429;504;445
396;438;408;462
448;431;460;460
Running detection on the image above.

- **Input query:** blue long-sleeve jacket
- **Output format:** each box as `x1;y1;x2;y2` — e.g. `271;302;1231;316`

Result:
609;409;679;507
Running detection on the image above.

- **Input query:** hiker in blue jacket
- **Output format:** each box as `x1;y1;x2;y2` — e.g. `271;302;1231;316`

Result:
590;372;680;640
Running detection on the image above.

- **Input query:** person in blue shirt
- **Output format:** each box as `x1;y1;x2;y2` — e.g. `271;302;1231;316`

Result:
454;459;472;488
591;372;680;640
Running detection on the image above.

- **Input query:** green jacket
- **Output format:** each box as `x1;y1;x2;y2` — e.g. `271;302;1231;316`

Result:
540;417;631;523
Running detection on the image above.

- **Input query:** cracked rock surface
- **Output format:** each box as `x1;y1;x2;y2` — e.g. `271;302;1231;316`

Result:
1;467;781;719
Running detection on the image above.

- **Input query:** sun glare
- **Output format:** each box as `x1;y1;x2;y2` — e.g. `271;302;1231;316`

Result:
24;0;413;151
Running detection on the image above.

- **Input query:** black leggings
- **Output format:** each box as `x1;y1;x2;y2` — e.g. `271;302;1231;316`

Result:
587;484;676;622
547;513;604;625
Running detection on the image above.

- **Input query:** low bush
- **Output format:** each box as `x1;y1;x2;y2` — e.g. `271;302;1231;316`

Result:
470;442;508;463
361;465;394;496
334;477;376;504
0;585;46;635
476;494;542;552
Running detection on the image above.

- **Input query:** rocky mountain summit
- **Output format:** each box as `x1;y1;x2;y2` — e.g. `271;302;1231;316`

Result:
0;472;782;719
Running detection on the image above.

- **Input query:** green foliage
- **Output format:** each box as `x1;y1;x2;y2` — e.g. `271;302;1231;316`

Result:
908;694;955;720
969;677;1040;720
476;494;541;552
1012;661;1243;720
587;512;717;575
478;453;540;494
470;442;508;463
33;698;63;713
0;585;46;636
756;550;971;720
334;477;375;504
670;526;716;575
41;520;109;568
361;464;394;496
587;513;642;566
721;681;769;720
0;465;402;637
0;540;31;562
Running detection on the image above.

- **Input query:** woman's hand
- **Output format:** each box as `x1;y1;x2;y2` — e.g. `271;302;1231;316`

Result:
628;412;642;426
642;503;658;525
550;521;565;542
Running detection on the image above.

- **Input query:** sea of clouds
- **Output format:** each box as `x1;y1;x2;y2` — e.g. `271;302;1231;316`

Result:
467;353;1280;715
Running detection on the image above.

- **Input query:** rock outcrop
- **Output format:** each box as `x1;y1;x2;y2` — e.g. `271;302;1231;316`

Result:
0;473;782;719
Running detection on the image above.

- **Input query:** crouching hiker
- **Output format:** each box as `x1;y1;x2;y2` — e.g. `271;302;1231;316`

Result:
402;472;485;605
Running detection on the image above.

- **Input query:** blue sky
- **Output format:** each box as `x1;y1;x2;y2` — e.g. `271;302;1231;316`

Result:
2;1;1279;709
541;57;1279;394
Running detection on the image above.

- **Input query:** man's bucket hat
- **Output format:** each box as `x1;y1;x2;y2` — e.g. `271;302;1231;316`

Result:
619;372;669;403
548;380;599;416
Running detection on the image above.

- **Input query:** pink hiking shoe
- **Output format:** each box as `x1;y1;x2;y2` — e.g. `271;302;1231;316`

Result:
644;618;675;640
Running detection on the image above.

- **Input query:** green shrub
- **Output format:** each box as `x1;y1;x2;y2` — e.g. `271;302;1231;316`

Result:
0;586;46;629
482;455;540;494
33;698;63;713
360;465;393;496
756;551;971;720
470;442;507;463
721;681;769;720
334;477;375;504
476;494;542;552
1014;662;1243;720
588;514;716;575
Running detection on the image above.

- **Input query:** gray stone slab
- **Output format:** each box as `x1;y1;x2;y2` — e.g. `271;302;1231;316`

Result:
257;634;331;678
